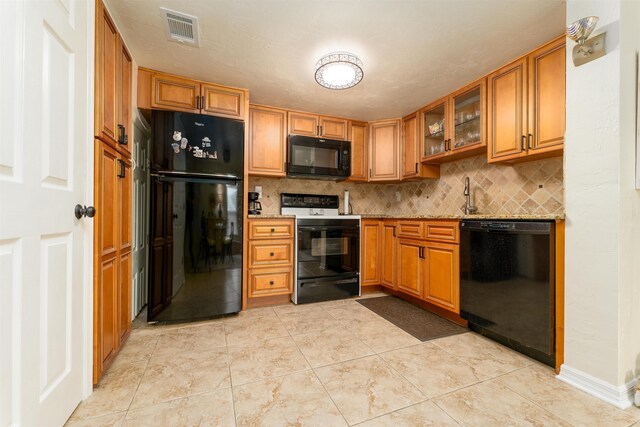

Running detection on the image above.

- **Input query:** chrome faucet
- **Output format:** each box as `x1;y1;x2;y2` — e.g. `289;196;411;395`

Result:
463;177;478;215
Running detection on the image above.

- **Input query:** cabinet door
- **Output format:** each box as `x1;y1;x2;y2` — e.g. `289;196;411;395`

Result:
348;121;368;182
151;73;200;113
288;111;319;137
361;220;381;286
117;157;132;252
117;41;132;157
487;58;527;162
319;116;348;140
249;105;287;176
201;83;245;119
528;38;565;154
449;78;486;157
118;251;132;343
401;113;419;179
424;242;459;313
381;222;396;290
396;238;423;298
421;98;449;161
98;257;118;370
369;119;400;181
94;141;119;380
117;156;132;342
95;3;119;144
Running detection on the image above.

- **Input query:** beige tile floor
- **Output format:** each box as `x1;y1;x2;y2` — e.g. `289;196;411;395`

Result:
67;295;640;427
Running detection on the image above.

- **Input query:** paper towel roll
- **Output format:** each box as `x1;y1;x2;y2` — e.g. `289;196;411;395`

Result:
344;190;349;215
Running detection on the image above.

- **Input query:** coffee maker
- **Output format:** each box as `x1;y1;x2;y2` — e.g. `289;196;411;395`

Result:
248;192;262;215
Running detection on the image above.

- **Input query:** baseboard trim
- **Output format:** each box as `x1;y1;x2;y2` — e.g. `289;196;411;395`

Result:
557;364;636;409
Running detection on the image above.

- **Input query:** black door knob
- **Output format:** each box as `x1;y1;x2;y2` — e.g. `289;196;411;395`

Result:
75;204;95;219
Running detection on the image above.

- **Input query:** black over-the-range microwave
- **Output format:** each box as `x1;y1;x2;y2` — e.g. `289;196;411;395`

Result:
286;134;351;180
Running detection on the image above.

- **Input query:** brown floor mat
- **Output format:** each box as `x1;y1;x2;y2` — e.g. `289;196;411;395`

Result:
357;296;467;341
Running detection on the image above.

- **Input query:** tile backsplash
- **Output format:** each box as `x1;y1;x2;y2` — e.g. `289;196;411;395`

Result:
249;156;563;216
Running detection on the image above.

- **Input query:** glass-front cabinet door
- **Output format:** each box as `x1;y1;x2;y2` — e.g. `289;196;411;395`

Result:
450;79;486;153
421;98;449;161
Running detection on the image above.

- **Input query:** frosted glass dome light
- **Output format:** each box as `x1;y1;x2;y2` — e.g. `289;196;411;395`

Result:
315;52;363;90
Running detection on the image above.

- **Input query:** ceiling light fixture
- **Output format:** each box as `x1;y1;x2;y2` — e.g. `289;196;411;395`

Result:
315;52;363;90
566;16;606;66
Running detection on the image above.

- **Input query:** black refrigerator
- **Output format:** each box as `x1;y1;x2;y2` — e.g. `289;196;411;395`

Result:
148;111;244;322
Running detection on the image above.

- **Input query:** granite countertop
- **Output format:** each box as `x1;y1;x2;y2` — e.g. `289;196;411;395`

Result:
359;213;565;221
247;214;295;219
248;213;565;220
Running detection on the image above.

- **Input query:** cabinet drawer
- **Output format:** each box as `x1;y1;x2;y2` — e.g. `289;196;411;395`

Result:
249;268;292;297
396;221;426;239
249;220;294;240
248;240;293;267
425;221;459;243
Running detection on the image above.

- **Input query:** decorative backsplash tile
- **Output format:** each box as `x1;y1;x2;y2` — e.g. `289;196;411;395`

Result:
249;156;564;216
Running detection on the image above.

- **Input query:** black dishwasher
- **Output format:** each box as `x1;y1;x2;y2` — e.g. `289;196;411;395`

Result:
460;220;555;366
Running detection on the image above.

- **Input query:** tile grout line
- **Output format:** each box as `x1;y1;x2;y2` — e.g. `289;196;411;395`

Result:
287;304;351;426
121;333;159;421
493;367;581;427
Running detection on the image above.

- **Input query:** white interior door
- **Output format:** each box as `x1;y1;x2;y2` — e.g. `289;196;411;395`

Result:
132;114;151;317
0;0;92;425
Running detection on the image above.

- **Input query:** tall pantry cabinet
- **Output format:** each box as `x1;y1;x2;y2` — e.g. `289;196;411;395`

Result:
94;0;133;383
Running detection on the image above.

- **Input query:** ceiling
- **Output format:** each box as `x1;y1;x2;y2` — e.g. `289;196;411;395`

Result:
106;0;566;122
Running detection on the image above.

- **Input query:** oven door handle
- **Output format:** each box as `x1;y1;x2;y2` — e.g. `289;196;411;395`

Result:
297;226;359;232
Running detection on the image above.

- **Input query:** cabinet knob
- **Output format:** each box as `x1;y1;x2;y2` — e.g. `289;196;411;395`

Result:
270;252;275;256
269;280;274;285
271;228;275;232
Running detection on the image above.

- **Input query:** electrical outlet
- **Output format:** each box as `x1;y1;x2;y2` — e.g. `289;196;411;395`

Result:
395;191;401;202
255;186;262;199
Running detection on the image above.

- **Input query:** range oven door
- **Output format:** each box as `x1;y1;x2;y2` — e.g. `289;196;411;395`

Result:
287;135;350;179
295;218;360;303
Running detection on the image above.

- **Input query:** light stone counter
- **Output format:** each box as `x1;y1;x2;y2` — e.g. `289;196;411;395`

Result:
359;213;565;221
247;214;295;219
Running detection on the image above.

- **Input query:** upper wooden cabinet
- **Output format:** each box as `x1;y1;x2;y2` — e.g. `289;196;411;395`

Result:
118;44;132;157
287;111;348;140
201;82;245;119
402;113;420;179
348;121;368;182
320;116;349;140
527;38;566;154
421;78;487;164
150;73;200;113
402;113;440;180
248;105;287;177
369;119;400;181
488;36;565;163
95;1;131;156
138;68;247;120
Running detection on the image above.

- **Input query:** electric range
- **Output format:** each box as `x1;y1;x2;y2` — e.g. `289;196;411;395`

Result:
281;193;361;304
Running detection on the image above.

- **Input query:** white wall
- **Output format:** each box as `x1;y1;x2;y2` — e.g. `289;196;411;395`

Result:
617;0;640;388
564;0;640;406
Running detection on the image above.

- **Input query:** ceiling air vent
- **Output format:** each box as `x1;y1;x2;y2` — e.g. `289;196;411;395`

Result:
161;7;200;47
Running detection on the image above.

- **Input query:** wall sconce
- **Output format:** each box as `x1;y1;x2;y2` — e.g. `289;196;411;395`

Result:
566;16;606;67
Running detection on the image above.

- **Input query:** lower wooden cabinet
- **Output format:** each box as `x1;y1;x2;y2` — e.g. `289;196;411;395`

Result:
94;140;132;383
247;219;294;300
381;221;396;290
396;238;424;298
249;268;292;297
424;242;459;313
361;220;381;287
